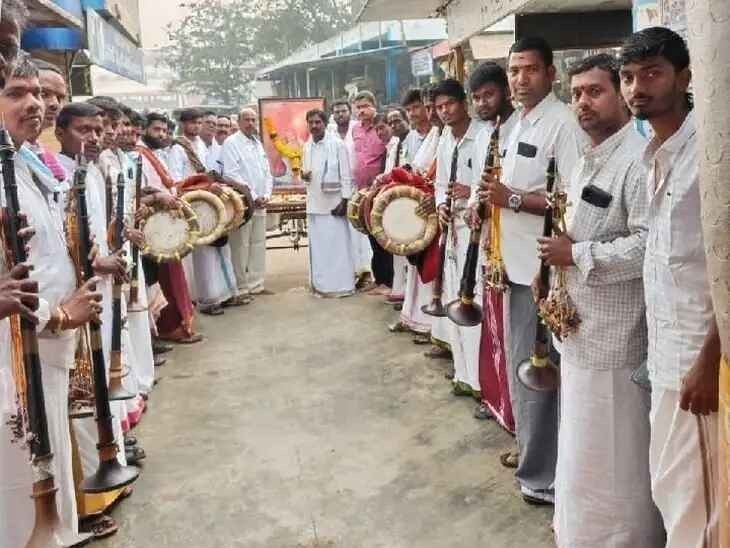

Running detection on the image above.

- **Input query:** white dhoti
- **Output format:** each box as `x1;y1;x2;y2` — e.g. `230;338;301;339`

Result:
182;254;197;303
230;213;266;294
0;363;84;547
192;244;237;306
126;259;155;394
443;219;481;391
555;363;664;548
650;387;719;548
400;265;432;334
308;214;355;296
348;222;373;277
391;255;407;298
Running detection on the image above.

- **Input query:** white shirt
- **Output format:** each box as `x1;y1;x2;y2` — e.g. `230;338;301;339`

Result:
411;126;441;174
302;133;352;215
15;154;77;369
471;112;519;204
403;129;427;164
203;139;222;173
500;92;588;285
167;136;207;181
384;136;407;172
434;119;482;209
643;111;714;391
220;131;274;215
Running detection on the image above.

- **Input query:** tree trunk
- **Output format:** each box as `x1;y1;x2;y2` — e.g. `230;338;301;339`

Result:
685;2;730;545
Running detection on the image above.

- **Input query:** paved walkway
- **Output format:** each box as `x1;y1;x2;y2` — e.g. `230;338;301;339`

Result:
99;248;554;548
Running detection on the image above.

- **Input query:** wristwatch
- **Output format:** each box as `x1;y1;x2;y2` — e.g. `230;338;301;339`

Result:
508;192;523;213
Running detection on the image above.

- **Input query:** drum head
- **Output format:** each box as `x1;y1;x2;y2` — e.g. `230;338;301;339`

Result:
220;187;246;233
181;189;226;246
141;204;199;262
370;185;438;256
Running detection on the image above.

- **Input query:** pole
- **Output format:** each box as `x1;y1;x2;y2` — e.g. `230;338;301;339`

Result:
685;3;730;544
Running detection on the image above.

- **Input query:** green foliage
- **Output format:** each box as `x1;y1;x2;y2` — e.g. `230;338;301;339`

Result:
164;0;355;105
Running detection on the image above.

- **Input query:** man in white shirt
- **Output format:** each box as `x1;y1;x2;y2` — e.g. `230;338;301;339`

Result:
480;37;586;505
200;110;222;173
468;62;517;429
216;115;232;146
221;107;274;296
302;109;355;297
620;27;720;548
540;54;664;547
395;88;440;340
433;79;483;400
166;108;208;181
0;55;103;548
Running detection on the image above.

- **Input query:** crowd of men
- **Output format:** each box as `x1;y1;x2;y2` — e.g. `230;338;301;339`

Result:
302;26;720;548
0;0;721;545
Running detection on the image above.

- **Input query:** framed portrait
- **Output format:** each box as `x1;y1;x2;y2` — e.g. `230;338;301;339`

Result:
258;97;326;191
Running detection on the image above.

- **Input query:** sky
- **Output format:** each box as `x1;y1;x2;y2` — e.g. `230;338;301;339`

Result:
140;0;190;49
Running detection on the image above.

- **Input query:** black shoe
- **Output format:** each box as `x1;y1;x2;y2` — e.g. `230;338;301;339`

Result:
200;305;224;316
152;341;173;354
125;446;146;466
474;403;494;420
124;436;138;447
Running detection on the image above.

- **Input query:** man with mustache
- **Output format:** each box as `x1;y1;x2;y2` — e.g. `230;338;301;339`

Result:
0;55;102;548
540;53;664;547
620;27;720;548
479;37;586;504
135;112;201;344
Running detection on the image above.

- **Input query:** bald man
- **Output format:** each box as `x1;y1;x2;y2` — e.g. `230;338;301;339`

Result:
220;108;274;296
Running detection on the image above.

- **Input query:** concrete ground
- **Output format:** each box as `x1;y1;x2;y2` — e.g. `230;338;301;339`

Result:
99;246;555;548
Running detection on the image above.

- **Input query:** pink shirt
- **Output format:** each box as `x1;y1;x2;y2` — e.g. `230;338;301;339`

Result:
352;121;385;189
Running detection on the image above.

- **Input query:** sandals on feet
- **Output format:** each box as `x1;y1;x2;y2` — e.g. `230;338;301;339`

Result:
499;451;519;469
81;515;118;540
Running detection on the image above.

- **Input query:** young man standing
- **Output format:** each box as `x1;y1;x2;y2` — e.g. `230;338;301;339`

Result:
302;109;355;297
433;78;483;400
480;37;586;504
621;27;720;548
200;110;222;172
221;107;274;297
469;62;517;427
216;115;231;145
395;88;440;340
543;54;664;547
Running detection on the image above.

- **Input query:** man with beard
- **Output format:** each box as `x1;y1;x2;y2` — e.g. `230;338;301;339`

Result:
621;27;720;548
330;99;354;141
540;53;664;547
302;109;355;297
221;107;274;297
479;37;585;504
137;112;202;344
0;55;102;548
469;62;517;428
55;101;135;539
433;78;483;401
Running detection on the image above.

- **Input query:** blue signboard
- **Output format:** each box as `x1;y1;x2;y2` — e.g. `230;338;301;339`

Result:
22;27;84;52
86;9;145;84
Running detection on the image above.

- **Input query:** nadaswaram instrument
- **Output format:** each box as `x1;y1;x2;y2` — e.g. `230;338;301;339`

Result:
370;170;439;257
516;157;561;393
72;158;140;494
108;173;135;401
138;199;200;263
128;155;143;307
1;125;64;548
422;143;460;318
447;118;502;327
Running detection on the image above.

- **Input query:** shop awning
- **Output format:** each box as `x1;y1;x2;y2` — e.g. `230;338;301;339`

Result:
447;0;630;45
27;0;84;29
356;0;445;22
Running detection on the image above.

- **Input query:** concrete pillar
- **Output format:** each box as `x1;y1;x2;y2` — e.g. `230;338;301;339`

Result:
685;3;730;544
